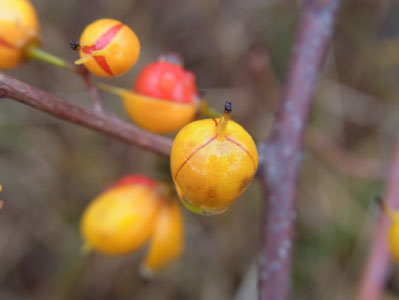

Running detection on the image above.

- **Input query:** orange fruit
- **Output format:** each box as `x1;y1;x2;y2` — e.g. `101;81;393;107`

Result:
0;0;40;69
76;18;140;77
170;101;258;215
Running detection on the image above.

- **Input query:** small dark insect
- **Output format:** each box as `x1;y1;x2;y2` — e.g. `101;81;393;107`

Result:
70;40;81;51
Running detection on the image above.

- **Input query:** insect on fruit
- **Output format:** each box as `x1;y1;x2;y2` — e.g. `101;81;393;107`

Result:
99;53;199;134
0;0;40;69
74;18;140;77
80;175;160;255
69;40;81;51
170;101;258;215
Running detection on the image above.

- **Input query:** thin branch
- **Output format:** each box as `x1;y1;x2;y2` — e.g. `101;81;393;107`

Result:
258;1;341;299
0;72;173;157
75;65;106;113
357;136;399;300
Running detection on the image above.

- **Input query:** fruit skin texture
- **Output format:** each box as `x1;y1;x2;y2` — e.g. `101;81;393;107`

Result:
81;183;160;255
142;197;184;272
79;18;140;78
170;118;258;215
388;213;399;263
135;61;197;103
0;0;40;69
122;91;197;134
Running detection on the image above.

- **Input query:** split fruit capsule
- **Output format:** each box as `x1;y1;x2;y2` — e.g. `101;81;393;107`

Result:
170;101;258;215
75;18;140;77
0;0;40;69
141;195;184;274
99;53;199;133
80;175;160;255
80;175;184;272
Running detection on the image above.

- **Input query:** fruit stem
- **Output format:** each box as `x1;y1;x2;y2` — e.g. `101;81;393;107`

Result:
97;83;128;97
25;44;75;71
217;101;232;141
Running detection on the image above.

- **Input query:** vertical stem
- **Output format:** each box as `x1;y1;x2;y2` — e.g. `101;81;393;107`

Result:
217;101;232;141
77;66;105;113
258;1;341;299
357;136;399;300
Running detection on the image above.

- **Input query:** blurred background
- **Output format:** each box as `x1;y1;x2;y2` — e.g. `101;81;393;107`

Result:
0;0;398;299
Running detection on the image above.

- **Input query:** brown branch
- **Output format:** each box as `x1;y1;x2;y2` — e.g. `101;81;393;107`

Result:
248;49;385;181
258;1;341;299
0;72;173;157
76;65;106;113
357;136;399;300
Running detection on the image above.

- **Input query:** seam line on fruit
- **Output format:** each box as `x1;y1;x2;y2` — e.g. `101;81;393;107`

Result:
225;137;257;169
81;23;123;76
212;118;219;127
0;36;17;49
174;134;218;179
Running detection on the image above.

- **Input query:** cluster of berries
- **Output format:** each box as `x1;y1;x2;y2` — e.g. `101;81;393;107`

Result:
81;175;183;273
3;0;396;269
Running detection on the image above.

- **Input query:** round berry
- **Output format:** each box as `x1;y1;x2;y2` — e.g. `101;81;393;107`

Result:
81;176;160;255
76;18;140;77
124;55;198;133
170;102;258;215
135;60;197;103
0;0;40;69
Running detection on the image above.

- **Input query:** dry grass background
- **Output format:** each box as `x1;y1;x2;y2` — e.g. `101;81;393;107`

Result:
0;0;398;299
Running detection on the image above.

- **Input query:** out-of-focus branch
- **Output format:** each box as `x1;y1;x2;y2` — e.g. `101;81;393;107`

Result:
305;127;385;180
0;72;173;157
258;1;342;299
357;136;399;300
248;39;385;182
75;66;106;113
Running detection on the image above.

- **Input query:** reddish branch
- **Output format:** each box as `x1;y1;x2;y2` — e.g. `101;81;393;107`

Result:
76;66;106;113
258;1;341;299
0;72;173;156
357;136;399;300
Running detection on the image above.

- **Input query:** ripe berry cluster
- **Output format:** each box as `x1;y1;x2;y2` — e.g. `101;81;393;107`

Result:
0;0;264;271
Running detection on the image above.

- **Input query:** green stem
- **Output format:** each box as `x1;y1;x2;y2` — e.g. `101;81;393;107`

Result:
97;82;128;97
201;102;221;118
25;44;74;71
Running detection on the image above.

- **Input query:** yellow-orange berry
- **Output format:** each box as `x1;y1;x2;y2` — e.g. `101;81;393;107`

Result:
76;18;140;78
122;55;198;133
388;212;399;263
170;101;258;215
142;197;184;273
80;176;160;255
122;91;198;134
0;0;40;69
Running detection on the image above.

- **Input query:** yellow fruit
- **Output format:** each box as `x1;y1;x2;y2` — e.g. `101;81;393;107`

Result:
142;197;184;273
81;184;160;255
76;18;140;77
122;91;197;134
388;212;399;263
0;0;40;69
170;101;258;215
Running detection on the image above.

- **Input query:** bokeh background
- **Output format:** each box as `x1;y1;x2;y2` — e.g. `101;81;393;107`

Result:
1;0;398;299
